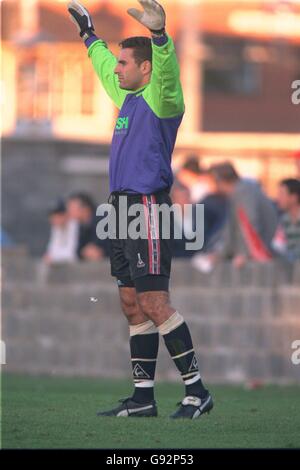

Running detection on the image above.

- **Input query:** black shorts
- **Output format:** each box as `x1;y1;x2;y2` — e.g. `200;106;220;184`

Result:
108;190;173;292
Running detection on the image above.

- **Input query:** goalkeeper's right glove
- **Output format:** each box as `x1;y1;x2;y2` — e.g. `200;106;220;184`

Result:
68;1;95;40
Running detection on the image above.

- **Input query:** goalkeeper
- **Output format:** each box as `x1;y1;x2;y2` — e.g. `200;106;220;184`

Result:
68;0;213;419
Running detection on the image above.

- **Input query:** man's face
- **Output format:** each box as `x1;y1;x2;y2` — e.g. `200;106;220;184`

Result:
114;48;148;90
67;199;92;223
67;199;84;221
277;184;295;211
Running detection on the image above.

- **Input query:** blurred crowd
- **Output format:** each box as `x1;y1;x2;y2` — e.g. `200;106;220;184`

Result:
2;155;299;270
172;153;300;272
43;192;110;264
42;153;300;268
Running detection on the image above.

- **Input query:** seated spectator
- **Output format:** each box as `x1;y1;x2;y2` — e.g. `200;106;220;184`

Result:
207;162;278;268
200;192;228;252
176;154;214;203
44;199;79;264
273;178;300;261
171;176;228;259
171;181;195;258
67;192;109;261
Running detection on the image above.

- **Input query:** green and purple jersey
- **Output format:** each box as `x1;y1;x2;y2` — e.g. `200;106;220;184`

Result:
86;34;184;194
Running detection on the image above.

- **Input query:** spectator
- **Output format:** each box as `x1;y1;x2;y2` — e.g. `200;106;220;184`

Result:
208;162;278;268
274;178;300;261
176;154;214;203
200;192;228;252
67;192;109;261
44;199;79;264
171;180;195;258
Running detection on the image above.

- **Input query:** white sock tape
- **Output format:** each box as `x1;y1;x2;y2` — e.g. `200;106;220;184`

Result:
129;320;157;337
134;380;155;388
157;311;184;336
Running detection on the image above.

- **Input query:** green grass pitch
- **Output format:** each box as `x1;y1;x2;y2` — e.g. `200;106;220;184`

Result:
1;373;300;449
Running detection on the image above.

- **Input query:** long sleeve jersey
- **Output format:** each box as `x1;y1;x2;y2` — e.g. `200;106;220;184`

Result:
86;35;185;194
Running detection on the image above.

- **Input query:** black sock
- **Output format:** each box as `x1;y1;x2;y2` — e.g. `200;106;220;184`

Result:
162;321;208;399
132;385;155;404
130;331;159;404
185;378;208;399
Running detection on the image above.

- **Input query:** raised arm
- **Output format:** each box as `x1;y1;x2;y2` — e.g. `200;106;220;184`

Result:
127;0;185;118
144;35;185;118
86;39;128;109
67;1;128;109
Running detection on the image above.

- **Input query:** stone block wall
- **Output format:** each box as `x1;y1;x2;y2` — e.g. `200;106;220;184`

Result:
2;249;300;384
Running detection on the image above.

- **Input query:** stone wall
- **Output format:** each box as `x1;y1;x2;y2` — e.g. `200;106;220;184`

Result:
2;248;300;384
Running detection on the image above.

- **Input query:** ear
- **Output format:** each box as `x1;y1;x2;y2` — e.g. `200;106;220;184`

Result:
140;60;152;75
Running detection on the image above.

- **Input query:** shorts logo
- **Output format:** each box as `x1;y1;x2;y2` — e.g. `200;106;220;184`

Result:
188;355;198;372
137;253;146;268
133;363;150;378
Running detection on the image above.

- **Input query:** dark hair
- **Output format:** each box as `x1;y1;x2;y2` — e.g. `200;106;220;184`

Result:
209;162;239;182
48;198;66;215
183;155;204;175
119;36;152;66
280;178;300;203
68;192;96;212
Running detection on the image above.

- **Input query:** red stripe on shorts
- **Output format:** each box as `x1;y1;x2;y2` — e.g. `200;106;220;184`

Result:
151;195;161;274
142;195;154;274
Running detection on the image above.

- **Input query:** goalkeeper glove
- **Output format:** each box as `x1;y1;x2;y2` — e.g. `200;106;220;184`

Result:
127;0;166;35
68;1;95;40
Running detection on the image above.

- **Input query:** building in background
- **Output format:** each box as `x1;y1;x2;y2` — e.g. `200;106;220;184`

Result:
1;0;300;253
1;1;300;155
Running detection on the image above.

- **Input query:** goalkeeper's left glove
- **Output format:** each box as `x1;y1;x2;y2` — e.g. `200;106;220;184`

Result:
127;0;166;35
68;1;95;40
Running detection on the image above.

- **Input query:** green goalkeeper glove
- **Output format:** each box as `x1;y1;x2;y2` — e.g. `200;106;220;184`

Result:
127;0;166;35
67;1;95;40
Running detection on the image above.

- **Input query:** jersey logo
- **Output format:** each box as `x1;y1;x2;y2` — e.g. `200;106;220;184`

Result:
115;116;129;130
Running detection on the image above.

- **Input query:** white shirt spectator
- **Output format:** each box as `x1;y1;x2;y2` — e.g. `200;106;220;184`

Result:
46;219;79;263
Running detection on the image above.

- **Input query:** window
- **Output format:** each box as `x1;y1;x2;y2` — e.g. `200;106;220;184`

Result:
203;36;262;96
16;44;96;121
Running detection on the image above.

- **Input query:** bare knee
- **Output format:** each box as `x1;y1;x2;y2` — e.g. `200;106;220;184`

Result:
137;291;175;326
119;287;148;325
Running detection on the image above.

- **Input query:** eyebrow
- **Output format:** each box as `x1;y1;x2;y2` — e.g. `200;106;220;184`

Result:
118;60;127;65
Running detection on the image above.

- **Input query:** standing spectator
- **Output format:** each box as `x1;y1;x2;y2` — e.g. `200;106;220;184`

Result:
209;162;278;268
275;178;300;261
67;192;109;261
44;200;79;264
